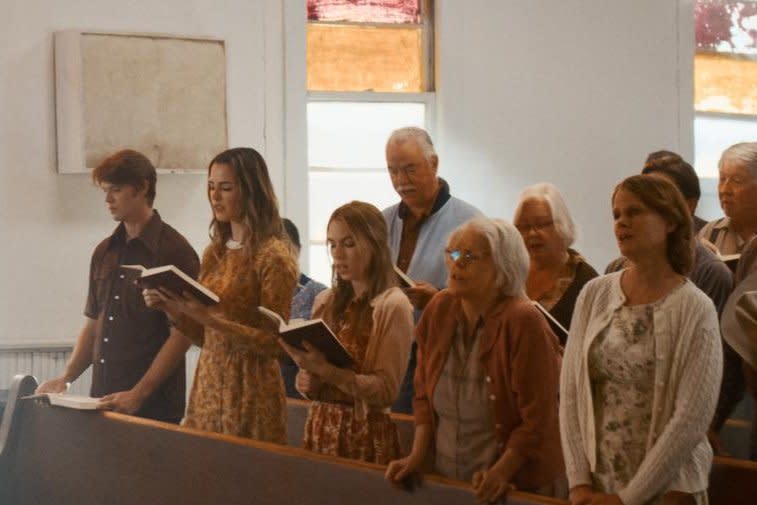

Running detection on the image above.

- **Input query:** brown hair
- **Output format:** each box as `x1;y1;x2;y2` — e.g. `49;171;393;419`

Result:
92;149;157;205
207;147;284;260
641;150;701;201
325;201;397;332
612;175;694;275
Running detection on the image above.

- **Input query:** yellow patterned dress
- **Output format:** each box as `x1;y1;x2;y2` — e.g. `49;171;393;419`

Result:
179;237;297;444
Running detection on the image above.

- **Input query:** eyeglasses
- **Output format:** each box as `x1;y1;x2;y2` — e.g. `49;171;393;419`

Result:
515;220;554;234
445;248;485;267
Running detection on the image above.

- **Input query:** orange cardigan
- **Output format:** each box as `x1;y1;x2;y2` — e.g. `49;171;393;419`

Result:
412;290;564;490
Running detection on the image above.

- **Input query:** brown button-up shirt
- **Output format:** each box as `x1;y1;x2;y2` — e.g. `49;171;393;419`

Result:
396;179;450;273
85;211;199;422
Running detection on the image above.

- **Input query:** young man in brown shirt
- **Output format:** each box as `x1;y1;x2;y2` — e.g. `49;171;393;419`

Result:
36;150;199;423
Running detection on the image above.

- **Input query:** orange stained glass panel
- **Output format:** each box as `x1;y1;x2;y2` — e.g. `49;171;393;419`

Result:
307;23;424;92
695;52;757;114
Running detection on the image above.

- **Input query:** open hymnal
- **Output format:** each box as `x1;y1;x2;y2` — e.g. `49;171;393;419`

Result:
42;393;101;410
393;264;417;288
701;239;741;272
533;301;569;342
258;306;354;368
121;264;220;305
719;253;741;272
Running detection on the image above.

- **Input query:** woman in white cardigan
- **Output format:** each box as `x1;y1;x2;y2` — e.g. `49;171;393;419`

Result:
560;175;722;505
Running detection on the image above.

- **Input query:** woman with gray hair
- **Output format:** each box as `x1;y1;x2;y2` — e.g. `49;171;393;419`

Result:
513;183;598;342
385;217;565;502
699;141;757;255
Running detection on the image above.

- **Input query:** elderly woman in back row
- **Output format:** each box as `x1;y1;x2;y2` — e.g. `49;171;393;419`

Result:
386;217;564;503
513;184;598;341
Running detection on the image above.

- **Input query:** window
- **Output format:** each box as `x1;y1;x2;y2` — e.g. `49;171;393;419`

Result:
694;1;757;178
305;0;434;284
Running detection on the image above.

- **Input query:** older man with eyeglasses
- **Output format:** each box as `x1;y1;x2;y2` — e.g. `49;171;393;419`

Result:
382;126;482;414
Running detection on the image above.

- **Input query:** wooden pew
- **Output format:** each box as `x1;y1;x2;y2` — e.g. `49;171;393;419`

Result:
0;375;561;505
710;456;757;505
287;399;757;505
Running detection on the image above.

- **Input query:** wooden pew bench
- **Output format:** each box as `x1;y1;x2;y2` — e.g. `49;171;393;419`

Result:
0;375;562;505
287;398;757;505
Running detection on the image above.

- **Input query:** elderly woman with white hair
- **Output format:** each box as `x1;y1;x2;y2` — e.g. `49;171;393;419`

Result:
513;183;598;341
385;217;565;502
699;141;757;254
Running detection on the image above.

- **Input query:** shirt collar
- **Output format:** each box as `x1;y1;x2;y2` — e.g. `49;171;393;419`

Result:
398;177;451;220
107;210;164;255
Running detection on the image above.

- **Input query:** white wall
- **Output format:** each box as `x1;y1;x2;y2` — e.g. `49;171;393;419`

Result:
434;0;694;270
0;0;695;345
0;0;299;345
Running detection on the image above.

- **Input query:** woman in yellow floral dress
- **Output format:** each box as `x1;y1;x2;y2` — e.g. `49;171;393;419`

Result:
144;147;297;443
280;201;414;464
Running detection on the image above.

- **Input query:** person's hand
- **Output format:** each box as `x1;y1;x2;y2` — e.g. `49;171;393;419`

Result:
153;288;215;326
570;485;596;505
142;288;168;310
98;389;148;415
35;377;70;394
279;339;329;376
472;466;514;504
295;370;322;397
588;492;623;505
385;454;422;485
404;281;438;310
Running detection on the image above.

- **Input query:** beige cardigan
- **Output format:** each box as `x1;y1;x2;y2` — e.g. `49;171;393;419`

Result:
560;272;723;505
295;286;414;419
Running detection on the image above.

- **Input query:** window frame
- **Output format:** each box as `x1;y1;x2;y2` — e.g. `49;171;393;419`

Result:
305;90;436;283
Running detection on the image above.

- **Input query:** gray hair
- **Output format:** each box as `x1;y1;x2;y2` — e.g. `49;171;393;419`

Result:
386;127;437;162
513;183;576;247
447;217;529;297
719;142;757;179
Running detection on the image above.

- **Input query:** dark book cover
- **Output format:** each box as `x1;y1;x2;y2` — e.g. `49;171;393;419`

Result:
534;301;568;342
258;306;354;368
279;322;355;369
122;265;220;306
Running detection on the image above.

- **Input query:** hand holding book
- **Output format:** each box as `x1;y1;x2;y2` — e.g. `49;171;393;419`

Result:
259;306;354;368
122;264;219;305
143;286;217;328
279;339;331;377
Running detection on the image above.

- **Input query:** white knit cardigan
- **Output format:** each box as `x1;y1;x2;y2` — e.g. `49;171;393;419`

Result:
559;272;723;505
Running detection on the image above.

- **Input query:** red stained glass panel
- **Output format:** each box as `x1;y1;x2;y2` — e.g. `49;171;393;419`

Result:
696;1;757;53
307;0;420;24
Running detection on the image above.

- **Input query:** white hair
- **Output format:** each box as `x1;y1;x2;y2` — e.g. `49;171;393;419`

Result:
447;217;529;297
719;142;757;179
386;127;437;162
513;183;576;247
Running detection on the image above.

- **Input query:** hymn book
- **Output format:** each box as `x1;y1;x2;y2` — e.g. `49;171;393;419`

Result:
719;253;741;273
37;393;101;410
393;264;417;288
533;301;569;342
258;306;354;368
121;264;220;305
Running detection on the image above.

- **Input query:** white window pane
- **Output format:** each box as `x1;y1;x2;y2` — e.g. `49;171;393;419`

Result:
695;115;757;178
308;244;332;286
307;102;425;169
309;171;399;241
